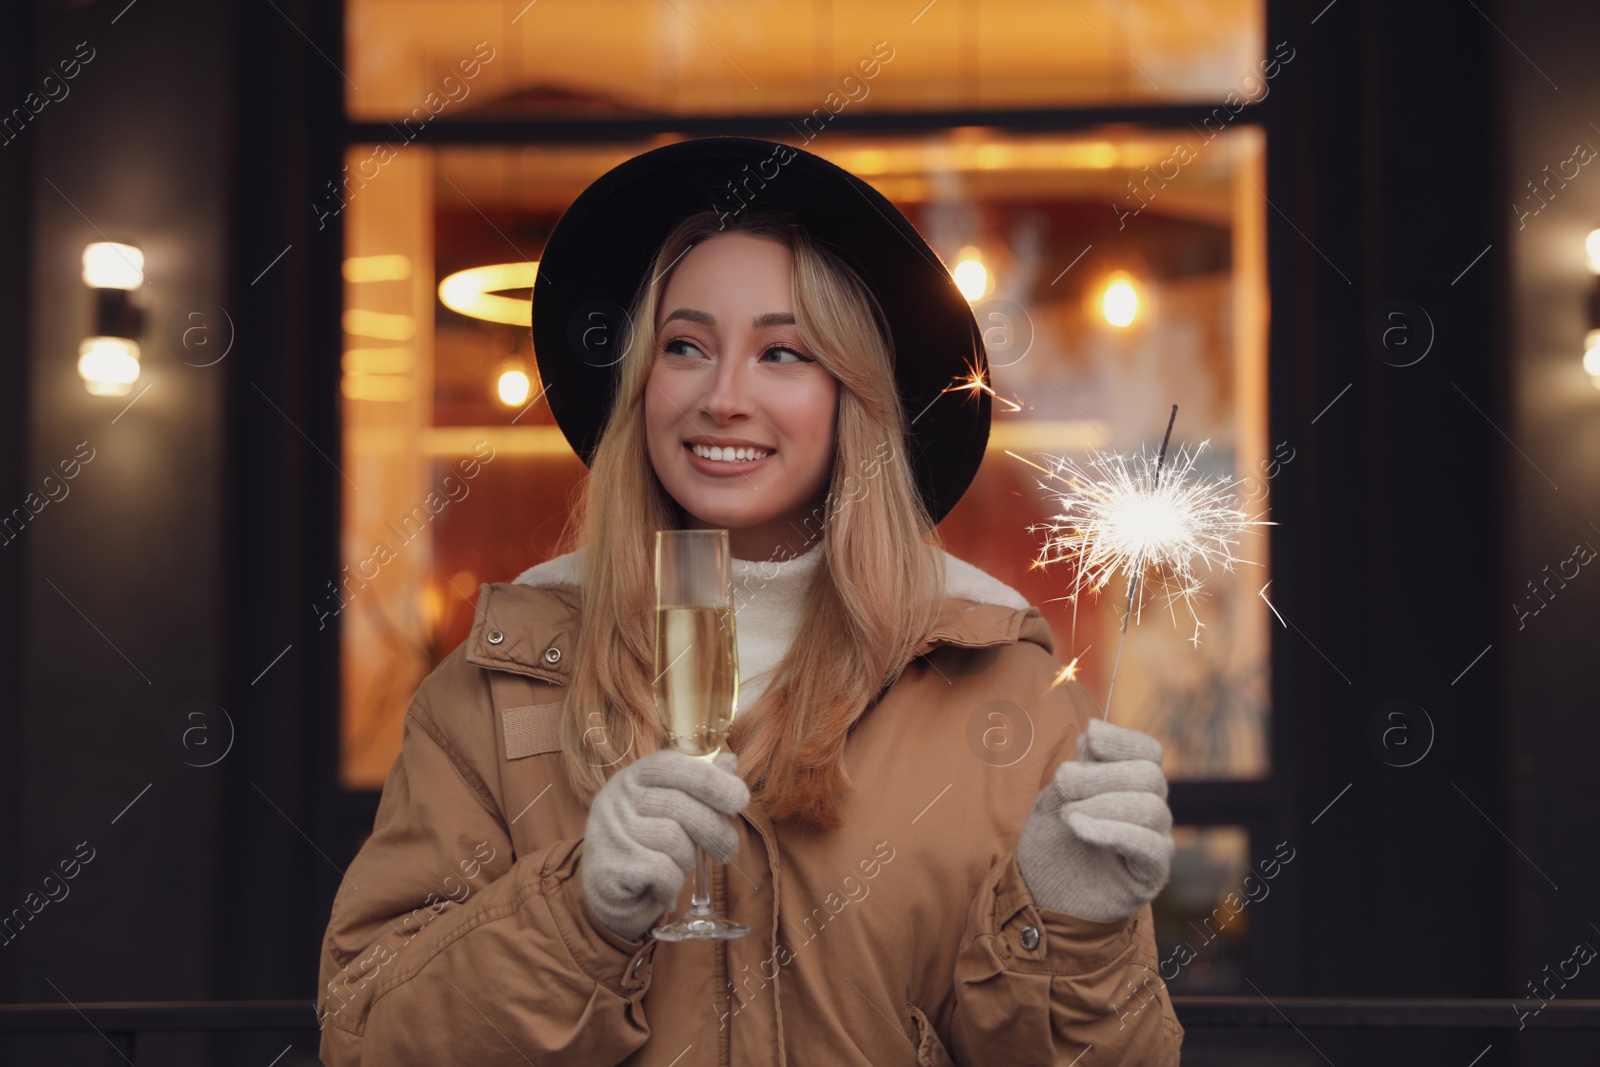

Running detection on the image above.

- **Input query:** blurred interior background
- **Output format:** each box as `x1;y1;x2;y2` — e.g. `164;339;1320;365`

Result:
2;0;1598;1063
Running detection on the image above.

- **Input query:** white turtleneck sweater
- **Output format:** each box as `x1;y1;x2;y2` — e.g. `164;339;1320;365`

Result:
510;539;1029;715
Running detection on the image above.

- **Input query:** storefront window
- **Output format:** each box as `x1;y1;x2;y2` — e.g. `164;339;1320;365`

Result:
337;126;1269;787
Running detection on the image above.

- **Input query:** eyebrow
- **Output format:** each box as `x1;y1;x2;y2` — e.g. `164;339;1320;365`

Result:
659;309;796;330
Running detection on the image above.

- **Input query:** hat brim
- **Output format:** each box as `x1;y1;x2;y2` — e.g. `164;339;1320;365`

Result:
530;135;990;526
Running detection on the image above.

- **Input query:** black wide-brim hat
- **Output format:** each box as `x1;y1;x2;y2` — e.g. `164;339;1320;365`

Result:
530;135;990;526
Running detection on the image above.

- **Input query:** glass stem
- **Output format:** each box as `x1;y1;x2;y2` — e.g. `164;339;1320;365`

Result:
688;842;713;917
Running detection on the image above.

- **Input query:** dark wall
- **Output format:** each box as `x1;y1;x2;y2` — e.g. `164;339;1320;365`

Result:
2;0;343;1060
1252;1;1598;1062
213;0;346;1012
0;0;38;1032
1267;0;1510;1009
9;0;235;1013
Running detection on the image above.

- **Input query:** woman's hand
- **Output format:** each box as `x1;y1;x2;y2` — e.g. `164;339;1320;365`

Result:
1015;719;1175;923
581;749;751;941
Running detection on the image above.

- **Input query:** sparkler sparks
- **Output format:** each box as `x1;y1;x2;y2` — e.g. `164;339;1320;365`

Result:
1028;439;1270;635
1018;405;1273;719
1046;647;1091;692
942;365;1022;413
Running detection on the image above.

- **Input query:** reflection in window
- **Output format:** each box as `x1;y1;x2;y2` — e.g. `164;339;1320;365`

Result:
1152;825;1267;996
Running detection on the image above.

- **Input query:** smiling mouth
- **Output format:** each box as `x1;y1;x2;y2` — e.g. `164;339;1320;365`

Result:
687;442;776;463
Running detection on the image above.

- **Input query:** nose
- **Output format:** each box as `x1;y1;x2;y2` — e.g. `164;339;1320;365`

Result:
699;347;752;424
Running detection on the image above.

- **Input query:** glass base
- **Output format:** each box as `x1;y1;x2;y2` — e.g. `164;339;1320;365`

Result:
652;915;750;941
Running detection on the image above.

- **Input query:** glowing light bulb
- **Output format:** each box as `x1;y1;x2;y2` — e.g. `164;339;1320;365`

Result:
496;363;532;407
1583;344;1600;378
78;337;141;396
82;243;144;290
1102;273;1140;327
952;247;990;301
1586;229;1600;274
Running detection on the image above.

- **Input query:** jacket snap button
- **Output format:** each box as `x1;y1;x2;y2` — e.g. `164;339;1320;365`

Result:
486;629;505;645
544;646;562;664
630;955;647;981
1019;924;1041;951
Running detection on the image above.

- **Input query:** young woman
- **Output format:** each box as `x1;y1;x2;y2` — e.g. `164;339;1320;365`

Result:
317;137;1183;1066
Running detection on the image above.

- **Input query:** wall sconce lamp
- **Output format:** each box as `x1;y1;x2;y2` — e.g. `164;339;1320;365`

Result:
1584;229;1600;389
79;241;145;397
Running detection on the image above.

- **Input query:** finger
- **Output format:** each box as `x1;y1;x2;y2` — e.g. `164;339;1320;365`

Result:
627;813;698;873
680;807;740;862
1060;791;1173;834
1064;812;1174;886
713;750;739;776
631;787;742;860
1083;719;1164;765
633;751;751;813
1053;759;1169;802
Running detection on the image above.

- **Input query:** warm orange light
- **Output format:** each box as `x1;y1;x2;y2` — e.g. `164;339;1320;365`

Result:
494;358;535;407
1101;272;1140;327
439;262;539;325
344;254;412;283
952;246;990;301
343;309;415;340
422;581;444;629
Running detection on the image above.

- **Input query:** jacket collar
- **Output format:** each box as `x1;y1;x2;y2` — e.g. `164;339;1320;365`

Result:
470;548;1050;682
911;599;1055;659
464;582;582;683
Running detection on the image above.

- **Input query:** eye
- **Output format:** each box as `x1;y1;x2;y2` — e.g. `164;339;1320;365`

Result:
761;344;814;364
661;337;706;359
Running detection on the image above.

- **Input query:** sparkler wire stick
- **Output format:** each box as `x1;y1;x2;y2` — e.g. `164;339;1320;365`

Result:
1101;404;1179;721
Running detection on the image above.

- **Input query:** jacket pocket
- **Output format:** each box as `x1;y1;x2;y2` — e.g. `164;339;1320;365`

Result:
908;1004;956;1067
503;702;564;759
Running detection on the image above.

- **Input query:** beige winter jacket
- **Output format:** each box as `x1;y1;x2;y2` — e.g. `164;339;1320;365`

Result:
316;560;1184;1065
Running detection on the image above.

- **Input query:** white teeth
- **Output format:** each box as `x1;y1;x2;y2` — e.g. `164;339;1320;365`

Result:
691;443;772;463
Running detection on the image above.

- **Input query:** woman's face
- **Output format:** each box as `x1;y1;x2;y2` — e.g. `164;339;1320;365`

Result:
644;232;840;561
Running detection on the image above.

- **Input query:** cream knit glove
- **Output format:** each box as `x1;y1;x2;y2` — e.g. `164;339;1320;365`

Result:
581;750;750;941
1015;719;1175;923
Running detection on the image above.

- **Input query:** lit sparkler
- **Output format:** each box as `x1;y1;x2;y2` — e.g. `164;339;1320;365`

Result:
1019;405;1272;720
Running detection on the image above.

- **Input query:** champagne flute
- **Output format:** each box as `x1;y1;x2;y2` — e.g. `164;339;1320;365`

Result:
651;528;750;941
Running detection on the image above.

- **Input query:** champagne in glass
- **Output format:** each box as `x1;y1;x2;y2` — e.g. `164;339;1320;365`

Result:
656;603;738;757
651;529;750;941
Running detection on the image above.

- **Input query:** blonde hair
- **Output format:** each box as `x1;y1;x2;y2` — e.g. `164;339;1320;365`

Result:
554;207;948;829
